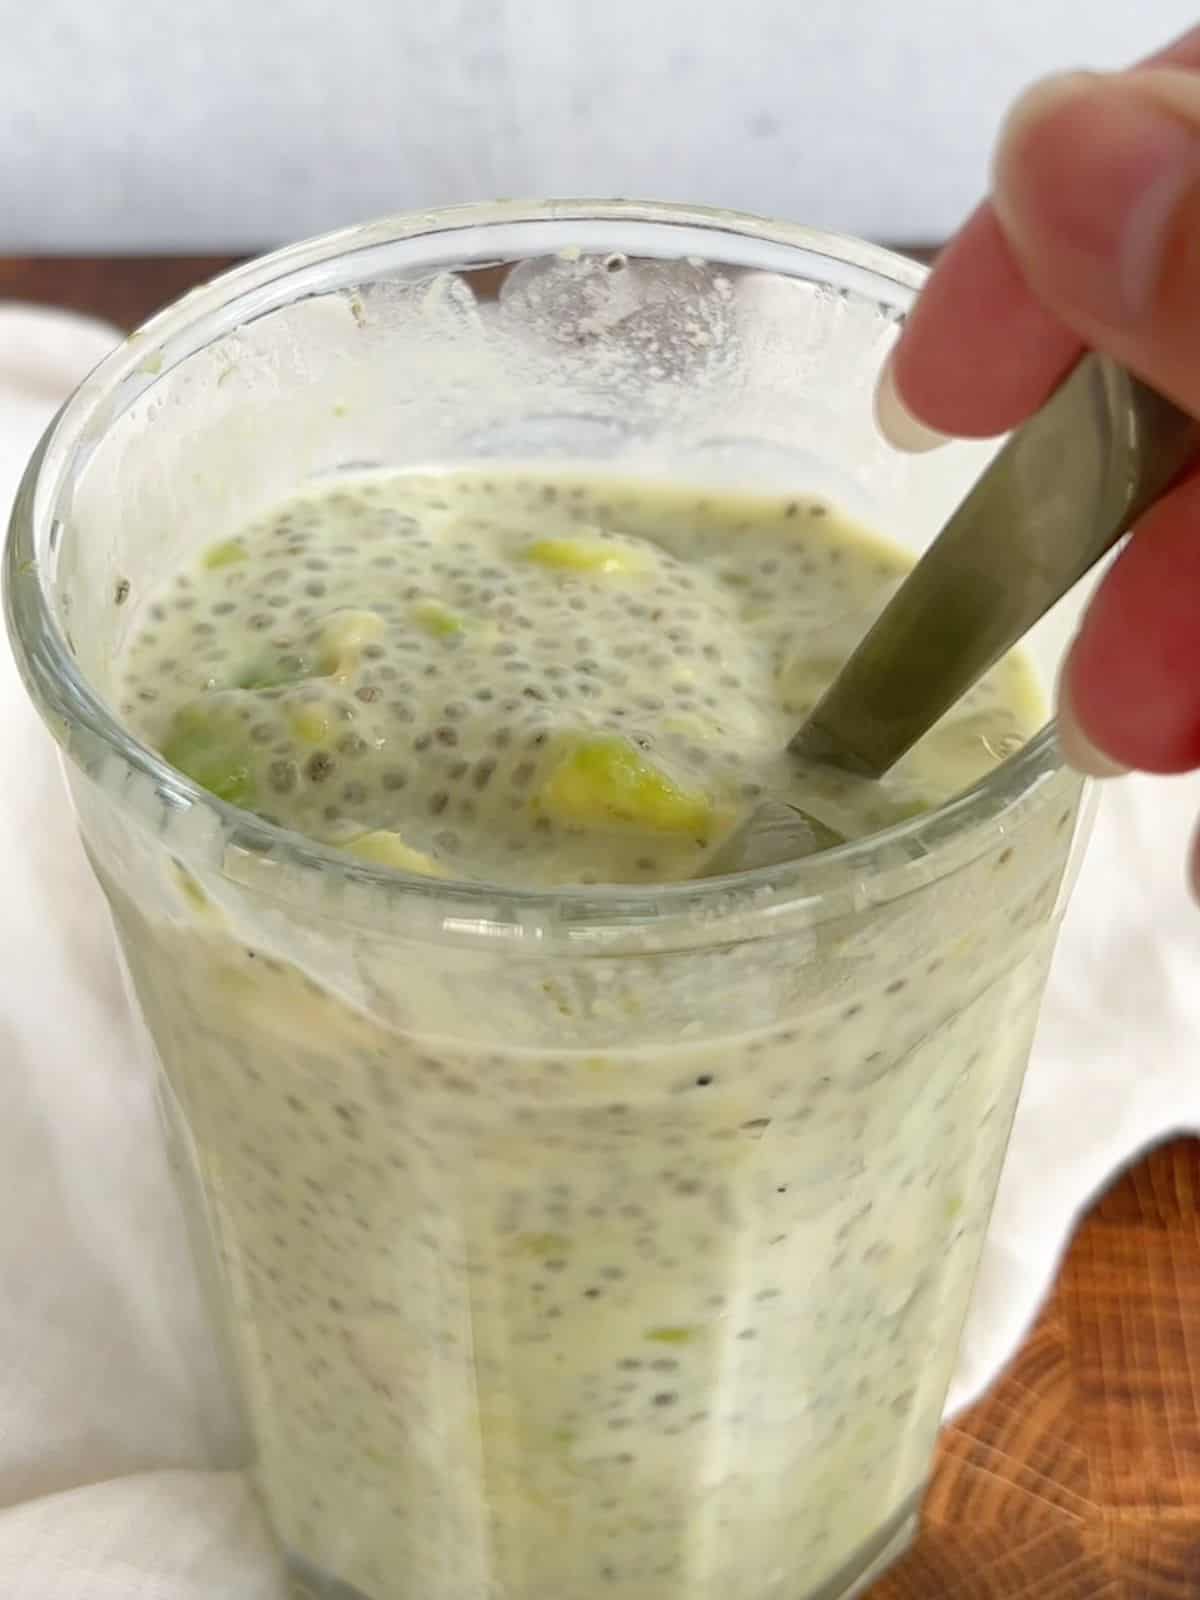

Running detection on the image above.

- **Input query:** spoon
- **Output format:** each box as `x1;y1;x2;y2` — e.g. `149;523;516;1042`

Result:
704;354;1198;877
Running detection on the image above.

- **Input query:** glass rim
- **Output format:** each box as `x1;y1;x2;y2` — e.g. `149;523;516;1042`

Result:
4;197;1067;933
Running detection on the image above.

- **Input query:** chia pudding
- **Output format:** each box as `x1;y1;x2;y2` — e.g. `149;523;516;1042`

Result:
122;471;1040;882
104;468;1073;1600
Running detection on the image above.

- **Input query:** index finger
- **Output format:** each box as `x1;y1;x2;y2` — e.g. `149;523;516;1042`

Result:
890;25;1200;438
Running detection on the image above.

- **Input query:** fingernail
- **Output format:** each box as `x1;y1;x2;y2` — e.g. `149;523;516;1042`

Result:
993;68;1200;328
874;353;949;452
1055;671;1128;779
993;69;1100;147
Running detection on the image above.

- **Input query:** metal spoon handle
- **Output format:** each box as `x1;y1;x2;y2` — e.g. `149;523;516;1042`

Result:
791;355;1199;778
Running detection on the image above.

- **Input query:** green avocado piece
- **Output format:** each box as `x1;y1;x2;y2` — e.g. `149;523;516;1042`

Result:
202;539;247;570
523;537;647;576
317;609;385;676
410;600;464;638
536;736;715;834
234;651;314;691
162;698;257;809
344;831;448;876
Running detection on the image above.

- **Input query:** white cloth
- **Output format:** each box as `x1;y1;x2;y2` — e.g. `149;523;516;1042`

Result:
1;305;1196;1593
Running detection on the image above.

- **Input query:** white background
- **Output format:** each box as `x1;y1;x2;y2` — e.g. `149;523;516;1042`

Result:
3;0;1197;251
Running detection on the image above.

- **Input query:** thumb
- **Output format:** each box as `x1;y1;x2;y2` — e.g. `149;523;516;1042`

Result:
992;67;1200;417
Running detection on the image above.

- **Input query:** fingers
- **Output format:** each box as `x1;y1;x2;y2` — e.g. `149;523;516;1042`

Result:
1059;467;1200;776
991;68;1200;420
884;204;1080;439
880;25;1200;446
874;24;1200;831
1143;23;1200;71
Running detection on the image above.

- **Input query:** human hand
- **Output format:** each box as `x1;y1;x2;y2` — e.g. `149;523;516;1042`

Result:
875;26;1200;886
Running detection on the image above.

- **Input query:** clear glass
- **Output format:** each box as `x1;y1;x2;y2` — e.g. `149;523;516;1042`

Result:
6;201;1091;1600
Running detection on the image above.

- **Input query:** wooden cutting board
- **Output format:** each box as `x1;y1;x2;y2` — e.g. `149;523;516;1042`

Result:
877;1135;1200;1598
4;252;1198;1599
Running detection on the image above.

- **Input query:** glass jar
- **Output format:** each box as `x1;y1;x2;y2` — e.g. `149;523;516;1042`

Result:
6;201;1091;1600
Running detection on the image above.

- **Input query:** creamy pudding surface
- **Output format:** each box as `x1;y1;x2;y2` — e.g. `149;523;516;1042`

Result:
121;469;1040;886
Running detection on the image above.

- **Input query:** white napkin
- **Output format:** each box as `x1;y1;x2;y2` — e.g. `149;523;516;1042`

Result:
1;305;1196;1593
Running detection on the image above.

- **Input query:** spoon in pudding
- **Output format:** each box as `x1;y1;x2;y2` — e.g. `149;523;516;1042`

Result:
703;354;1197;876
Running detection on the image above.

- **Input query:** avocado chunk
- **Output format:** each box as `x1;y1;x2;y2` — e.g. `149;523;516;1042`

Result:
410;600;464;638
235;650;314;692
202;539;247;570
536;737;713;834
287;700;334;746
344;830;448;876
162;698;256;808
523;537;647;576
317;609;385;677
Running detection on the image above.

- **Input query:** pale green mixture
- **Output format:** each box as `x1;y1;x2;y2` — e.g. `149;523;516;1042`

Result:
113;470;1058;1600
122;470;1040;886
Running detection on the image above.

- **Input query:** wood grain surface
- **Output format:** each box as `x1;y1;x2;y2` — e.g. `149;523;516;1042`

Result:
5;252;1198;1599
879;1136;1200;1599
0;256;242;330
